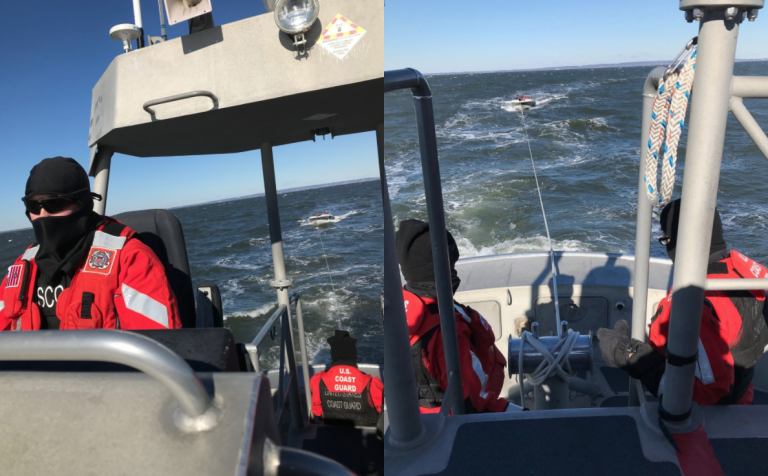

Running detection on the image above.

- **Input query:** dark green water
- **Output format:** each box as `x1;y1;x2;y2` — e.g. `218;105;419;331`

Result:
385;62;768;263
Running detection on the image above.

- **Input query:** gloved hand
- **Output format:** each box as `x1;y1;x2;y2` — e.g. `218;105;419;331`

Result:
597;320;633;369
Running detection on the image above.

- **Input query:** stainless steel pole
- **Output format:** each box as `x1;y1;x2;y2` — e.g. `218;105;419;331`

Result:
410;79;466;416
662;7;740;419
91;146;114;216
261;143;297;396
629;66;666;406
261;143;293;309
729;96;768;160
377;123;425;447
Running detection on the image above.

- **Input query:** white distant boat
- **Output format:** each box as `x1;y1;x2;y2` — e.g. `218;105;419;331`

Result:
510;94;536;107
308;211;335;223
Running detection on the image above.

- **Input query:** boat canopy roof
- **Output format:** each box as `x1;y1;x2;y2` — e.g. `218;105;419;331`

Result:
88;0;383;159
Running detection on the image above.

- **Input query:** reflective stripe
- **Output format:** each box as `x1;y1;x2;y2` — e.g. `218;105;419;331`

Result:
16;319;22;331
22;245;39;261
469;349;489;399
0;301;4;312
695;338;715;385
93;231;126;250
455;304;472;323
121;283;169;328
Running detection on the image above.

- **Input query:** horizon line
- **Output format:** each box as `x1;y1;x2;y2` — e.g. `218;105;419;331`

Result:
420;57;768;76
0;177;380;234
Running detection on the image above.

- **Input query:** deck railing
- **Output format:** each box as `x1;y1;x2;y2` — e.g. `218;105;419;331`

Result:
244;293;312;429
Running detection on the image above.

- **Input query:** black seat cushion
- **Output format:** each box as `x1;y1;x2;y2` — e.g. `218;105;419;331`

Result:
113;209;196;328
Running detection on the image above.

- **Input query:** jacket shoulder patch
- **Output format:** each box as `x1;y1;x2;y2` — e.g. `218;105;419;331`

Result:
82;247;116;275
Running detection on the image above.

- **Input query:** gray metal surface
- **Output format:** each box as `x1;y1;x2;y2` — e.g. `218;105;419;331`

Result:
143;90;218;116
630;66;666;405
705;277;768;290
88;0;383;157
294;296;313;423
680;0;764;8
0;372;278;476
455;252;673;292
378;121;425;446
0;330;212;419
731;75;768;97
90;145;113;215
261;143;293;311
663;7;740;419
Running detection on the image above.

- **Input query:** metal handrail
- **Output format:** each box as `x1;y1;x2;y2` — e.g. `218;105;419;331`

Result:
384;68;466;416
142;90;218;115
245;294;310;429
248;305;289;371
0;330;212;419
705;278;768;291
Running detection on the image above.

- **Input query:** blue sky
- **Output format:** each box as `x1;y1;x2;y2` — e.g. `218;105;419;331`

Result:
385;0;767;73
0;1;379;232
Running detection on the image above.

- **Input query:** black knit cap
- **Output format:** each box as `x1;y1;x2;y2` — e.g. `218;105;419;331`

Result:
328;330;358;367
660;198;727;263
396;219;459;284
25;157;91;201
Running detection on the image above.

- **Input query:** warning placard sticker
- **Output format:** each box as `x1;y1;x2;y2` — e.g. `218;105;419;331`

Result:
316;14;366;60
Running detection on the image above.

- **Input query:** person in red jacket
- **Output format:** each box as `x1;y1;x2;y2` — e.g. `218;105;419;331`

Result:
397;219;512;414
310;330;384;426
598;199;768;405
0;157;182;331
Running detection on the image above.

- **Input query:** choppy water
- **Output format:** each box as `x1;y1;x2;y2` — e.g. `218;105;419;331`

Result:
385;62;768;264
0;180;384;367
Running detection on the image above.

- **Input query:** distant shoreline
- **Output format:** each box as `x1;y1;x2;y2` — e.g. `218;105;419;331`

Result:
0;177;379;233
171;177;378;209
426;58;768;76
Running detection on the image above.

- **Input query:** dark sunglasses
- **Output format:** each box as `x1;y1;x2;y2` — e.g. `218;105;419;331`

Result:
658;235;671;246
22;197;80;215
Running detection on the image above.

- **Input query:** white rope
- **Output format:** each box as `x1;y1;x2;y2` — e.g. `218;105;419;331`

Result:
520;108;562;337
518;329;581;406
318;232;343;329
645;44;697;207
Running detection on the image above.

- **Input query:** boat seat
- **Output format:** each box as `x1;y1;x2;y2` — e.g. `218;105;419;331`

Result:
113;209;196;328
300;425;383;476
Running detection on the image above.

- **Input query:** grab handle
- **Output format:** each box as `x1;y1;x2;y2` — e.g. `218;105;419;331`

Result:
143;90;218;115
0;330;214;422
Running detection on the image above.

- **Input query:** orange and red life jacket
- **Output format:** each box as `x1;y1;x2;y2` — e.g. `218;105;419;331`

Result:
309;364;383;427
650;251;768;405
1;218;181;331
404;289;508;413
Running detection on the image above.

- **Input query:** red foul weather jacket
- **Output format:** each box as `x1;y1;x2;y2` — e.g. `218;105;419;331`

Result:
0;218;182;331
310;364;384;426
649;251;768;405
404;289;509;414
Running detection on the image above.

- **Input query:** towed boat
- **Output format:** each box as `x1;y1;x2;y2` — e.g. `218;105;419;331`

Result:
309;211;336;223
510;94;536;107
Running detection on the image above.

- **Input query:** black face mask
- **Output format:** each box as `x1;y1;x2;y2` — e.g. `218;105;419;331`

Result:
31;202;103;280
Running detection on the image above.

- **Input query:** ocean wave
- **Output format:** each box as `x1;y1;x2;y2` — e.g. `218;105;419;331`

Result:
455;234;592;257
224;302;277;320
215;256;261;270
